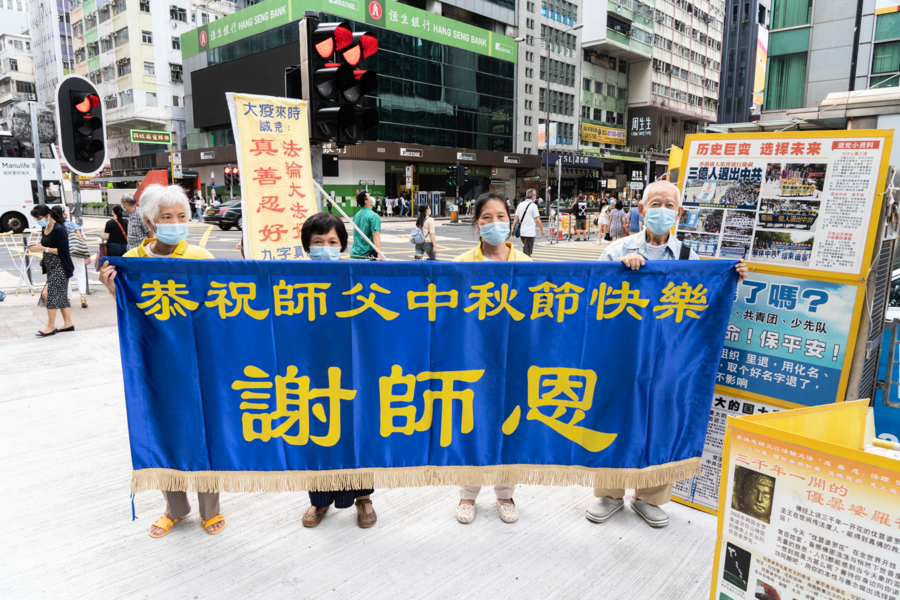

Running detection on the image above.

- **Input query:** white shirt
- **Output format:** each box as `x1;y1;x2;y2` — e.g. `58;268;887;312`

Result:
645;242;667;260
515;201;540;237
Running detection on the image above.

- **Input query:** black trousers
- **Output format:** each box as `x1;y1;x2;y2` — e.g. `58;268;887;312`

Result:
521;236;535;256
309;489;374;509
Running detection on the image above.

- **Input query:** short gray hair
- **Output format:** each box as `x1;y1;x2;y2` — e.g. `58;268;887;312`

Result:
640;180;682;206
526;188;536;199
121;194;136;206
139;184;191;224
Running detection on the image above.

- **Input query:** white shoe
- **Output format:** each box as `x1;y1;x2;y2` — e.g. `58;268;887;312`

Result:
496;500;518;523
456;503;475;524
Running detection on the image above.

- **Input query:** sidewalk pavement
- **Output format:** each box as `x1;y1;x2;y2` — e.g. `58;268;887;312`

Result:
0;291;717;599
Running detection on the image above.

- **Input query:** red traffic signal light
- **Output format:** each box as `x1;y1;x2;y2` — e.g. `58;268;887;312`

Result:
57;77;106;175
311;21;353;58
340;32;378;66
224;166;232;175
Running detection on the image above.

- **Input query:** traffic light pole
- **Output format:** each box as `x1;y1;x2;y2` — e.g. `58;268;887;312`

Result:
30;102;44;205
311;144;324;213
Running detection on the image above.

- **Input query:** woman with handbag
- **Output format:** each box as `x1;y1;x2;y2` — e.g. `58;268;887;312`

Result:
414;204;436;260
27;204;74;336
103;204;129;257
597;199;611;245
608;200;628;242
51;206;90;308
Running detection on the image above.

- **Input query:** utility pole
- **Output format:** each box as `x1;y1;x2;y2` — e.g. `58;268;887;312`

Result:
30;102;44;205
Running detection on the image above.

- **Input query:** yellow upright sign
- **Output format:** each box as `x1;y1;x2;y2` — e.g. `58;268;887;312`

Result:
228;92;318;260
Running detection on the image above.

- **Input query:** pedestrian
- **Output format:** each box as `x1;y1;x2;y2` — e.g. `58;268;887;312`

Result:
588;181;749;529
51;206;90;309
626;202;643;235
122;194;150;252
27;204;74;336
297;212;377;527
189;193;197;220
453;192;530;524
608;200;627;242
569;194;588;241
326;197;334;214
386;195;393;217
597;199;611;244
103;204;129;257
98;184;224;538
511;188;544;257
414;204;436;260
349;191;383;260
195;193;206;222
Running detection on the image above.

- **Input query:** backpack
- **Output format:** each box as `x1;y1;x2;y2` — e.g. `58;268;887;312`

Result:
409;226;425;244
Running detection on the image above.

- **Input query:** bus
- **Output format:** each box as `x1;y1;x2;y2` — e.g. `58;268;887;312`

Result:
0;131;65;233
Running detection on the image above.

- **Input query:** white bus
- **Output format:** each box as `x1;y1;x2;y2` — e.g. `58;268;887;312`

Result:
0;131;65;233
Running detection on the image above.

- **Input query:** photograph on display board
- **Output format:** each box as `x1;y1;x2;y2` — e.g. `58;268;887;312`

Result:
720;240;752;259
678;207;723;233
759;162;826;199
683;172;761;211
755;198;820;232
750;231;814;266
676;231;720;256
753;580;782;600
723;542;752;592
731;466;775;524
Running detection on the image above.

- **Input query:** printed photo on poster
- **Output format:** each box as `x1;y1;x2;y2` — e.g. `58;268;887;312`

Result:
731;466;776;524
723;542;752;592
753;580;782;600
684;175;761;210
719;273;856;406
760;162;827;199
677;232;720;256
755;198;819;231
679;208;723;233
750;231;813;266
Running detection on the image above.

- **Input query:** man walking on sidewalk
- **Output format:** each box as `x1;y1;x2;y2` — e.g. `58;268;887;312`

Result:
511;188;544;257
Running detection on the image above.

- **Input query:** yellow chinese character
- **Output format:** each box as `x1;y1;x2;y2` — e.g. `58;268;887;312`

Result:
502;367;617;452
135;279;199;320
407;283;458;321
235;365;355;447
652;282;709;322
336;283;399;320
205;281;270;320
378;365;484;447
528;282;585;322
273;280;330;320
590;282;649;320
463;282;524;321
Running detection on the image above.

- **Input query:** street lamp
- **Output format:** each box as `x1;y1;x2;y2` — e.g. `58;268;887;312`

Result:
515;23;582;209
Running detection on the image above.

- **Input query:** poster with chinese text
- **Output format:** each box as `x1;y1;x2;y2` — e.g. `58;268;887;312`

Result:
228;92;318;260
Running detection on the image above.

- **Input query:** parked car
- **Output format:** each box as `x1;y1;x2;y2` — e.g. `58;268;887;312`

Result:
203;200;242;230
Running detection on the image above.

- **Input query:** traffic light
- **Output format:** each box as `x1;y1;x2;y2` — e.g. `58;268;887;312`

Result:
232;167;240;188
55;75;106;176
286;11;379;145
224;166;232;187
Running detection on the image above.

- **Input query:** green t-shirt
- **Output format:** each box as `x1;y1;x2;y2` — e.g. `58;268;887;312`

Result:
350;207;381;259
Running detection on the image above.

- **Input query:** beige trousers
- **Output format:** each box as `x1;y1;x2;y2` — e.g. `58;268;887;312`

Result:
459;484;516;501
162;491;220;521
593;482;672;506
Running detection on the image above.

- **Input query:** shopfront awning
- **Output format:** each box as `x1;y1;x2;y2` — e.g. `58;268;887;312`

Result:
603;154;646;163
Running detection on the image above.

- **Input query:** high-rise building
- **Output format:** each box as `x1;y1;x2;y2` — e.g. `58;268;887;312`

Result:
29;0;75;107
717;0;768;124
582;0;725;177
0;33;38;131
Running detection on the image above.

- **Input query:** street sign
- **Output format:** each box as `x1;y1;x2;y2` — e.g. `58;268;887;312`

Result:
457;152;476;161
628;182;644;190
405;165;413;176
406;176;413;187
632;170;643;180
359;179;375;185
130;129;173;144
172;151;182;165
173;164;184;179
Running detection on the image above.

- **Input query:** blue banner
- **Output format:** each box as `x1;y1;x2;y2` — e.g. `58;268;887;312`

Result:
110;259;738;492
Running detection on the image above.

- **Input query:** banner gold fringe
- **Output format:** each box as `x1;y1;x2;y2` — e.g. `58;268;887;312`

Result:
130;458;701;494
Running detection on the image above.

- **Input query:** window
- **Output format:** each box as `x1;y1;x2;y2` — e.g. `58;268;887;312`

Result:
170;7;187;22
142;31;153;44
171;64;183;82
144;61;155;75
146;92;157;106
594;81;602;94
120;89;133;106
765;53;806;110
527;1;535;12
101;37;112;52
526;51;534;62
873;42;900;74
525;116;532;125
770;0;812;30
581;105;590;119
172;36;181;50
524;132;532;142
526;68;534;78
876;12;900;42
103;66;114;81
140;0;150;11
104;95;118;110
8;58;17;71
117;59;131;77
525;84;533;94
607;84;616;97
606;110;616;123
115;28;129;47
525;100;533;110
526;18;534;29
593;108;602;121
583;78;590;91
201;12;209;25
618;87;627;100
173;96;180;107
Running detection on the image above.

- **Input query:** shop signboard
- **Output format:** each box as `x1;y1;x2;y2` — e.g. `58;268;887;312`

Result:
580;123;626;146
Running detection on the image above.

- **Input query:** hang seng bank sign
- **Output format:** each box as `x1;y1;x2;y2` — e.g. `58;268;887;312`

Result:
182;0;518;63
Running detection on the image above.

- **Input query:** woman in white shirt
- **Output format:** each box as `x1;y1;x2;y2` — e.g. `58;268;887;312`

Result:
597;199;611;245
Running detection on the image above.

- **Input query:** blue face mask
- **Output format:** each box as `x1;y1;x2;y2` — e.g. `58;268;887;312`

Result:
308;246;341;261
37;219;49;227
479;222;510;247
154;223;189;246
644;207;678;235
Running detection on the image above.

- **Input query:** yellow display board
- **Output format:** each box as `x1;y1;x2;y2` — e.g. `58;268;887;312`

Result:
227;92;318;260
711;401;900;600
671;131;894;514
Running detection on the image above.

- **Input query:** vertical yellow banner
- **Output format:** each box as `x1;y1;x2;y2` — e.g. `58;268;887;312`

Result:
230;93;318;260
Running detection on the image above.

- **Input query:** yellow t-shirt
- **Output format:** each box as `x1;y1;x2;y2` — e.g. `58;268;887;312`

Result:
453;241;533;262
124;238;214;260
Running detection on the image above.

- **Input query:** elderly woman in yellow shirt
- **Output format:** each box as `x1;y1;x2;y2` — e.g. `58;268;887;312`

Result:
99;184;224;538
453;192;530;525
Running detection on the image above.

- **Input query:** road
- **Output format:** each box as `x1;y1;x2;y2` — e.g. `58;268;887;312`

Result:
0;215;607;294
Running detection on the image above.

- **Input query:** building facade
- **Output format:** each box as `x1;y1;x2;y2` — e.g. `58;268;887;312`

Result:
29;0;75;107
0;33;38;132
177;0;538;206
717;0;768;124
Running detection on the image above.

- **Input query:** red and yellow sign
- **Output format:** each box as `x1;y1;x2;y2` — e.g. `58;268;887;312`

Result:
580;123;626;146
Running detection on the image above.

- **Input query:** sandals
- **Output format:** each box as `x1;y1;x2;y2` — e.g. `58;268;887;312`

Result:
202;513;226;535
149;515;181;538
302;506;329;528
355;498;377;528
